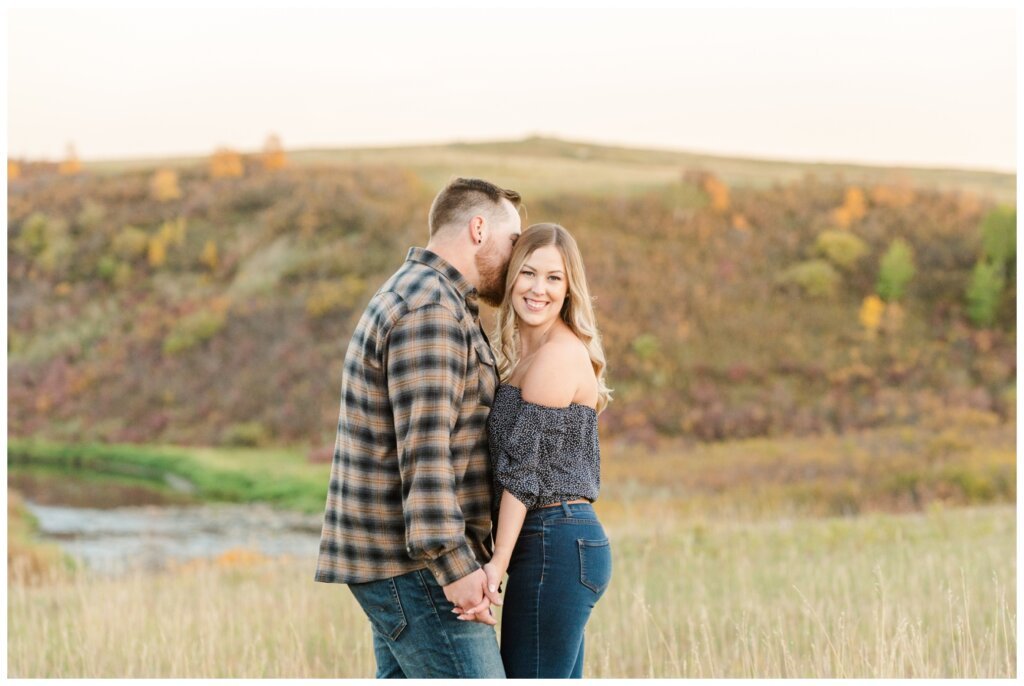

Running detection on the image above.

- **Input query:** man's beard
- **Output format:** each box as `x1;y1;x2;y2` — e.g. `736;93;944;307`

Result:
475;241;509;308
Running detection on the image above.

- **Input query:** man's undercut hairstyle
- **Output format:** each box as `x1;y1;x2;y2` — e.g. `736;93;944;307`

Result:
428;177;522;238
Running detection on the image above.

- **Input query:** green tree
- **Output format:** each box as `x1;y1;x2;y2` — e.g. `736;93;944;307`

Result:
966;260;1005;328
876;238;915;302
980;206;1016;272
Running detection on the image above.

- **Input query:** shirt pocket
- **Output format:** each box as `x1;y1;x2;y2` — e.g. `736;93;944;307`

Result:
473;339;498;408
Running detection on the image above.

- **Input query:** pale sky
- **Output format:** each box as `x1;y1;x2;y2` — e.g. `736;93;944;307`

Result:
7;6;1018;171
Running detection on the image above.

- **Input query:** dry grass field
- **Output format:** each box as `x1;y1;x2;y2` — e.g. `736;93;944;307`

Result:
7;502;1015;678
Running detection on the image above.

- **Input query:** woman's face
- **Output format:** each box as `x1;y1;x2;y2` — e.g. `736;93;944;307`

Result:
510;245;569;328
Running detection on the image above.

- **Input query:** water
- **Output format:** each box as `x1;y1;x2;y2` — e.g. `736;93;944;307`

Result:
24;500;323;575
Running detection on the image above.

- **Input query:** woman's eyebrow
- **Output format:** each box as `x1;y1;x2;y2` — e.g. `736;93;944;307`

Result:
522;263;564;275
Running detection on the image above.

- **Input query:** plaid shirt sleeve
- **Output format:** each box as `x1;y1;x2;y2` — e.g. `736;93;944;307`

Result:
385;303;479;587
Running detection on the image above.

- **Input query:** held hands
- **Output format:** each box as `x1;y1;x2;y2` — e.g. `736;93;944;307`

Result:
451;560;506;623
443;568;499;626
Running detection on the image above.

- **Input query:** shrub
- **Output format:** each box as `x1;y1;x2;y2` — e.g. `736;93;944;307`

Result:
112;226;150;261
96;255;119;282
76;200;107;231
305;276;367;319
815;230;868;271
631;333;661;361
13;213;72;277
220;422;271;447
163;309;228;354
876;238;915;302
778;259;841;299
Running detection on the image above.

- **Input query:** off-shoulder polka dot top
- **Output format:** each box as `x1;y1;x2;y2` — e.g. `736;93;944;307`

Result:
487;382;601;511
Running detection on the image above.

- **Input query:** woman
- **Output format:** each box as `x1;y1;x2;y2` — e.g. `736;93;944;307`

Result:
454;223;613;678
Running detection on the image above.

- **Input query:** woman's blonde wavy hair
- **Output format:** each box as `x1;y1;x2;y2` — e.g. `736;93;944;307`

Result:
493;223;612;414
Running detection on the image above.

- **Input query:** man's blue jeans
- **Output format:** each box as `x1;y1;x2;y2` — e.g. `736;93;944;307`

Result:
500;501;613;678
347;567;505;678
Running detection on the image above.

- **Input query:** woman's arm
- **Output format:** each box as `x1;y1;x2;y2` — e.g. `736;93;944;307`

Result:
489;489;529;579
454;490;527;620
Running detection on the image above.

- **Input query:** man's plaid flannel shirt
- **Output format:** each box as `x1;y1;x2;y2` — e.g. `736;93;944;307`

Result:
314;248;499;587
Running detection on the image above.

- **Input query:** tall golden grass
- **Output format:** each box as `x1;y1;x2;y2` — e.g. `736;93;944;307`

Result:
7;504;1015;678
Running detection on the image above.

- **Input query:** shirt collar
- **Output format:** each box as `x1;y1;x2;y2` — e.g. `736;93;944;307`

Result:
406;247;480;318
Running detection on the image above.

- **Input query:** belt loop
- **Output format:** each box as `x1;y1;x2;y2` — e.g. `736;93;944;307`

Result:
560;499;572;517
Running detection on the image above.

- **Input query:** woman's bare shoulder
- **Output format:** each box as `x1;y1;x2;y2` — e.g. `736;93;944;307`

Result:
520;334;593;408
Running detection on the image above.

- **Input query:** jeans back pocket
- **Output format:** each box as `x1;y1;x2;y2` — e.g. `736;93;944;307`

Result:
348;577;408;641
577;538;612;595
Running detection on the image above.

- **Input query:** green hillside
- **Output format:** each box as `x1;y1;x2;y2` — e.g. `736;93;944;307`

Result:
7;137;1016;449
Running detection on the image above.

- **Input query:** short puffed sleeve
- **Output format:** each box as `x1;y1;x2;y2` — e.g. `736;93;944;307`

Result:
492;401;568;509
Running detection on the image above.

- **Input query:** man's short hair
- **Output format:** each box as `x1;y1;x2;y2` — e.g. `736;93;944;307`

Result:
428;178;522;237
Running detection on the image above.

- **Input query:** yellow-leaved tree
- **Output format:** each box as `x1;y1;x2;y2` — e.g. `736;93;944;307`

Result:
160;218;187;248
58;144;82;176
151;169;182;201
703;175;730;213
831;186;867;228
210;148;243;178
200;240;219;271
262;134;287;171
858;295;885;339
148;234;167;268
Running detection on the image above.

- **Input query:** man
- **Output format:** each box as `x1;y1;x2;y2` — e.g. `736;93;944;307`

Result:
315;178;523;678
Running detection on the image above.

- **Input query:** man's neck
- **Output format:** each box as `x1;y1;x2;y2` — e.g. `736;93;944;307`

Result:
426;240;479;290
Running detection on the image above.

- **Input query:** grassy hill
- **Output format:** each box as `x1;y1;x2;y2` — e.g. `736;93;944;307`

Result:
7;137;1016;449
85;136;1016;204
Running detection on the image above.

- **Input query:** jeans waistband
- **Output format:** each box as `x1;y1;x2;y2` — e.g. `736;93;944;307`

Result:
525;501;597;521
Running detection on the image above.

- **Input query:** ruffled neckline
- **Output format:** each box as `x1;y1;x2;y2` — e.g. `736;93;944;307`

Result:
497;383;598;416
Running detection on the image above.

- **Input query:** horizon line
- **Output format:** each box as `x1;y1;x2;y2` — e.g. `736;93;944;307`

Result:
14;135;1017;177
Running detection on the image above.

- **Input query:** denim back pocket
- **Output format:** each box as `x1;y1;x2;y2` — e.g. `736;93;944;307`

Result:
577;538;612;595
348;577;408;641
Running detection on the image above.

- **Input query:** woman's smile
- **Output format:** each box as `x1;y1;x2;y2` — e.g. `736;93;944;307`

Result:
524;297;548;312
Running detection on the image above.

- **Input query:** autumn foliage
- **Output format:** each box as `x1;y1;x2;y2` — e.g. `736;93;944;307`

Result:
209;148;244;178
6;157;1016;448
58;144;82;176
151;169;182;201
262;134;287;171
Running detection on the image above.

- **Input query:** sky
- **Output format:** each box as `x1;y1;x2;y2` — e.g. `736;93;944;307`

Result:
7;6;1018;171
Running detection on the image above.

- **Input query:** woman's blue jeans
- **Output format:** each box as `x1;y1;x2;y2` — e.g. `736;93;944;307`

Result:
500;501;612;678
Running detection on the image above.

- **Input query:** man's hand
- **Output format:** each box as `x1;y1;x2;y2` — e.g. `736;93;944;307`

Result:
443;569;496;625
452;561;505;622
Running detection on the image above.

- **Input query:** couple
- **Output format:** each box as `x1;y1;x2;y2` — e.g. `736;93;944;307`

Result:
314;178;612;678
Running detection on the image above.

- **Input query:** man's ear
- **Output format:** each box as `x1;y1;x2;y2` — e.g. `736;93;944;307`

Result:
469;215;485;245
